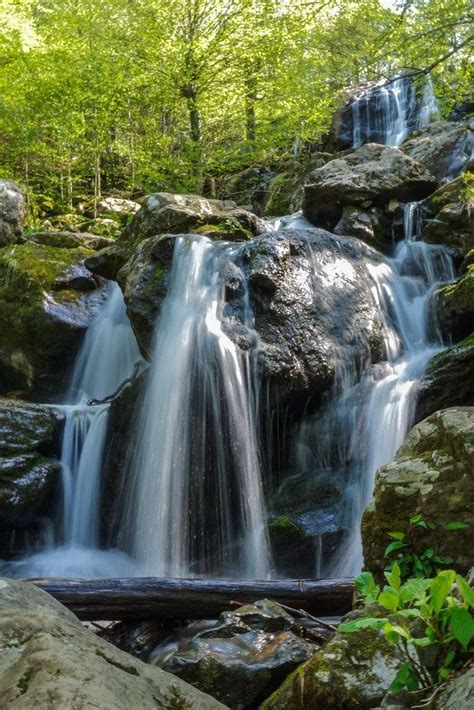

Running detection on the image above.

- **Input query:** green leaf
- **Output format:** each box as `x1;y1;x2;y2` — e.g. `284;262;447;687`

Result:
385;562;401;591
445;522;469;530
389;662;419;693
399;577;431;604
379;588;400;612
431;571;456;613
397;608;421;618
432;555;454;565
456;575;474;608
387;531;406;541
412;636;433;647
450;608;474;650
410;514;423;524
338;617;387;633
384;541;407;556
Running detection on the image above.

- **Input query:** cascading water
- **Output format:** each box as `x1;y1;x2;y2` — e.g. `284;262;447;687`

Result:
4;283;142;578
351;75;438;148
123;236;271;579
287;202;455;576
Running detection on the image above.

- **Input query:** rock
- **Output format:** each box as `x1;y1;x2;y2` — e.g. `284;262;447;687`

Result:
261;607;404;709
362;408;474;577
334;206;390;252
420;175;474;255
218;166;275;214
151;599;318;709
87;192;266;280
29;230;114;251
98;196;141;217
0;577;226;709
436;264;474;343
117;231;386;410
415;336;474;422
303;144;436;229
402;120;473;181
78;217;123;238
0;240;108;398
0;400;64;528
436;667;474;709
0;179;24;246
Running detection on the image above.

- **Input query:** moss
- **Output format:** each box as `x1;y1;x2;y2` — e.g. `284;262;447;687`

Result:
437;265;474;342
268;515;308;543
265;173;294;217
427;333;474;374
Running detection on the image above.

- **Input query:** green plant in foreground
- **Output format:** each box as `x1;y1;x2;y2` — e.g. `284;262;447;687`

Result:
340;515;473;694
340;566;474;692
384;514;469;579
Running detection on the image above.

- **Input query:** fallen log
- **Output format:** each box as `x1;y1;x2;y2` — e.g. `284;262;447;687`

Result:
30;576;354;621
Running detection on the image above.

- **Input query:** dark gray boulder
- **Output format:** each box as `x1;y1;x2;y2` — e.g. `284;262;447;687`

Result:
0;179;24;246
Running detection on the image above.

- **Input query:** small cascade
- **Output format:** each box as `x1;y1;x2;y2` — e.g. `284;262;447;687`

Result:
6;283;142;578
124;236;271;579
350;75;438;148
290;201;455;576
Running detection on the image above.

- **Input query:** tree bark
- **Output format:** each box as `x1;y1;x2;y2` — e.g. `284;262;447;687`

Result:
30;576;354;621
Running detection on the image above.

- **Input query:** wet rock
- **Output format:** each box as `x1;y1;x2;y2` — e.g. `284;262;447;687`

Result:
0;577;226;709
435;666;474;709
117;230;386;411
303;144;436;229
0;179;24;246
0;240;108;398
0;399;63;529
237;230;386;410
420;175;474;256
415;336;474;422
261;607;404;709
151;599;318;709
436;265;474;343
334;205;391;252
87;192;265;280
402;120;473;181
362;407;474;577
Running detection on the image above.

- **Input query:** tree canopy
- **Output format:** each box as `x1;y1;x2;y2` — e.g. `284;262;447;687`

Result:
0;0;472;215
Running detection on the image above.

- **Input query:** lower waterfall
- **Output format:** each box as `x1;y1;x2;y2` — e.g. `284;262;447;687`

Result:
290;204;455;576
123;236;272;579
4;283;142;578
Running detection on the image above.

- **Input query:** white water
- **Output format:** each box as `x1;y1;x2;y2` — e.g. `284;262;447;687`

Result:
351;75;438;147
124;236;271;579
290;201;455;577
6;283;142;578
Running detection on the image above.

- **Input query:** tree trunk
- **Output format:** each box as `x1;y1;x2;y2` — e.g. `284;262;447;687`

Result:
29;576;354;621
245;75;257;142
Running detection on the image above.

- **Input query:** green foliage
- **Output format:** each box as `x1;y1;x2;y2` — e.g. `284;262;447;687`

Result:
341;514;473;694
0;0;472;216
383;514;469;578
341;567;474;691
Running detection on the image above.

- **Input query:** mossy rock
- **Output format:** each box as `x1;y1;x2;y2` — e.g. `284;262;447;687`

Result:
0;240;103;396
415;335;474;422
421;174;474;256
260;607;404;709
436;265;474;342
362;407;474;577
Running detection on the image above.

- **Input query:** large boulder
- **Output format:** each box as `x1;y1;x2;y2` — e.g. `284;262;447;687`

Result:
0;179;24;246
436;264;474;343
117;230;386;411
420;175;474;255
362;408;474;577
261;607;404;709
0;399;63;529
0;577;225;709
415;336;474;422
86;192;265;280
149;600;318;709
0;235;108;398
402;120;473;181
333;205;390;252
302;144;436;229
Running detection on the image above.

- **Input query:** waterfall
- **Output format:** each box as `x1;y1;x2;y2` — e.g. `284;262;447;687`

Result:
124;236;271;579
4;283;142;578
351;75;438;148
290;202;455;577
